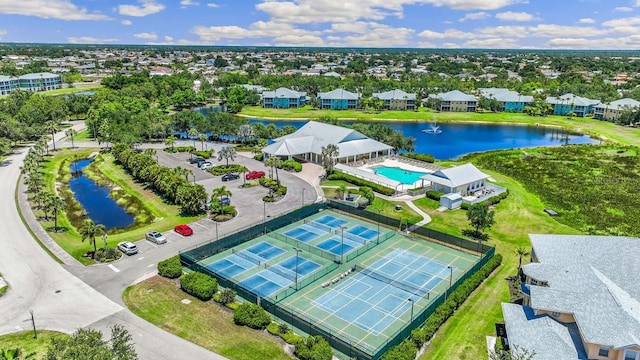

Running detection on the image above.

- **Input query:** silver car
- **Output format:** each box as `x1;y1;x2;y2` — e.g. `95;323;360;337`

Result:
145;231;167;244
117;241;139;256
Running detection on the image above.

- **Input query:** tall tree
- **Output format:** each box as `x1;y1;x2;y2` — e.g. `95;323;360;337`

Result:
467;203;495;238
211;185;232;215
264;156;283;184
46;324;137;360
45;120;59;151
321;144;339;174
80;219;107;254
515;247;530;270
65;128;77;149
164;135;177;151
48;194;66;232
217;145;236;166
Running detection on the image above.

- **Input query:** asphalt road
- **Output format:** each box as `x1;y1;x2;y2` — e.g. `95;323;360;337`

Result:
0;123;318;359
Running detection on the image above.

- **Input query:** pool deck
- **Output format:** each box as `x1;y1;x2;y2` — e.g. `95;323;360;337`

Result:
357;158;435;191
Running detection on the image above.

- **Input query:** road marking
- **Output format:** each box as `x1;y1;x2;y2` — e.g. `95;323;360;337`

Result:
138;257;145;260
146;242;157;248
108;264;120;273
147;263;155;268
193;222;209;230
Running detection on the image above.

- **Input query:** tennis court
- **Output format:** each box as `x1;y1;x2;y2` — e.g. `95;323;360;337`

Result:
205;254;259;279
283;225;323;243
316;236;359;256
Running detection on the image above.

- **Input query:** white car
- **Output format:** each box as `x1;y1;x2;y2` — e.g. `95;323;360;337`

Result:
200;162;213;170
145;231;167;244
117;241;139;256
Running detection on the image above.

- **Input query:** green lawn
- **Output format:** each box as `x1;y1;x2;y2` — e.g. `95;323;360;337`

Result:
412;169;580;359
0;331;68;360
123;276;290;360
36;149;203;264
41;84;102;96
239;106;640;146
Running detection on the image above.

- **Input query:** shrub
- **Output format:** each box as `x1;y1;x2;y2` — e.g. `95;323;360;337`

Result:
219;288;236;305
277;323;289;334
254;153;264;161
381;339;417;360
94;247;121;263
327;171;395;196
192;150;213;159
401;153;435;163
276;185;287;196
158;256;183;278
233;303;271;329
294;335;333;360
180;272;218;301
426;190;445;201
281;159;302;172
209;164;246;176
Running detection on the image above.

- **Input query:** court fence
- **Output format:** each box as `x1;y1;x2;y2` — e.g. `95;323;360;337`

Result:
179;200;496;360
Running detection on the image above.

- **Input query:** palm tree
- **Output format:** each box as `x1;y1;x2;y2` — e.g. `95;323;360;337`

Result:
173;166;193;182
187;127;198;159
45;120;59;151
264;156;282;184
217;145;236;166
48;194;66;232
237;124;254;144
211;185;232;215
25;172;44;194
321;144;339;174
198;133;208;151
515;247;530;270
144;148;157;160
337;184;348;200
165;135;177;151
65;128;77;149
79;219;106;254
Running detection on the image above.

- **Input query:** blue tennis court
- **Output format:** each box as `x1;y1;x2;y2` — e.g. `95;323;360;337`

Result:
315;215;349;228
238;269;292;297
277;255;321;276
206;254;258;279
246;242;285;260
283;226;323;243
347;225;379;241
316;237;359;255
311;249;451;335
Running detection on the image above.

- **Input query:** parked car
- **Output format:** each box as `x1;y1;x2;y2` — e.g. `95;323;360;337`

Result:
200;162;213;170
189;157;205;165
245;170;266;180
220;197;231;206
117;241;139;256
174;224;193;236
145;231;167;244
221;173;240;181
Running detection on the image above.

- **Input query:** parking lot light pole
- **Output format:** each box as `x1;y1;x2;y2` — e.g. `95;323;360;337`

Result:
408;298;414;325
446;266;453;300
301;188;305;208
215;220;219;242
376;209;382;244
294;248;302;289
340;226;347;264
263;202;266;234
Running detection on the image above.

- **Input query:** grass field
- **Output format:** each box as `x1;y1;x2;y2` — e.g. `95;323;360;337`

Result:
36;149;203;264
0;331;68;360
123;276;291;360
40;84;102;97
412;169;580;360
239;106;640;146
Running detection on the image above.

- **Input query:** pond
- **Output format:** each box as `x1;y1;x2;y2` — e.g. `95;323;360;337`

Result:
247;119;598;160
69;158;134;230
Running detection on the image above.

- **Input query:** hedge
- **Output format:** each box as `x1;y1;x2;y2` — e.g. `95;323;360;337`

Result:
233;303;271;329
407;254;503;349
192;150;213;159
158;256;183;279
426;190;445;201
461;190;510;210
180;272;218;301
327;171;395;196
401;153;435;163
281;159;302;172
267;323;304;346
294;335;333;360
164;146;195;153
208;164;247;175
381;339;418;360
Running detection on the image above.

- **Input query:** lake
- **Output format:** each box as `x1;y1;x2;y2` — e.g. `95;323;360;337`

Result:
247;119;597;160
69;158;135;230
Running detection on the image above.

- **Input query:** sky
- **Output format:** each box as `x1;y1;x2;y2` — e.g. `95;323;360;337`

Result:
2;0;640;49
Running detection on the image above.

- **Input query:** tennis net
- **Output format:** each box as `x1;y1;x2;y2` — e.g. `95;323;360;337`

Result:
355;265;429;298
337;229;366;244
232;249;262;266
304;219;333;233
265;263;296;282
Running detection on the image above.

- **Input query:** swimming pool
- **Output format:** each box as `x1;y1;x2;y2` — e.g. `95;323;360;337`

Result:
372;166;428;185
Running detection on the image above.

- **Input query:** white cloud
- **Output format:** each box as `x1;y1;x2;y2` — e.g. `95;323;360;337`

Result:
422;0;526;10
602;16;640;33
337;23;415;47
192;21;321;42
134;32;158;40
121;19;132;25
463;37;521;48
419;25;526;41
118;0;165;17
180;0;198;7
547;35;640;49
164;35;173;41
0;0;111;20
528;24;607;37
614;7;633;12
495;11;539;22
0;29;5;39
578;18;595;24
459;12;489;22
67;36;118;43
206;2;218;7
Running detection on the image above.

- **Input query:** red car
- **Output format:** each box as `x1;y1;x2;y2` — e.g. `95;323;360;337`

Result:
245;170;266;180
174;224;193;236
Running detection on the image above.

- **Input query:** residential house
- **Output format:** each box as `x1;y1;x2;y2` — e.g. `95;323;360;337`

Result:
426;90;477;112
17;72;62;92
241;84;266;94
262;87;307;108
420;163;489;196
261;121;392;164
372;89;417;111
0;75;18;96
317;89;360;110
501;234;640;360
593;98;640;122
545;93;600;117
478;88;534;112
149;66;173;76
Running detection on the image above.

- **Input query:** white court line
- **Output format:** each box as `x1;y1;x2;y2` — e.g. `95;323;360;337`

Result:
193;222;209;230
108;264;120;273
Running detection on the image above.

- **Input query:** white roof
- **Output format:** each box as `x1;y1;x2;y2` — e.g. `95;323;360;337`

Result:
442;193;462;200
595;98;640;110
420;163;489;188
478;88;534;103
0;75;16;82
545;93;599;107
523;235;640;349
373;89;416;101
262;121;392;159
317;88;359;100
18;72;60;80
262;87;306;99
428;90;476;102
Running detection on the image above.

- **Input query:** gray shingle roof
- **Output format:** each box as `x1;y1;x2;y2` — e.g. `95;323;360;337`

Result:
372;89;416;101
595;98;640;110
0;75;16;82
317;88;359;100
261;121;392;159
420;163;489;187
262;87;306;99
18;72;60;80
523;235;640;349
478;88;533;103
428;90;476;102
545;93;599;107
